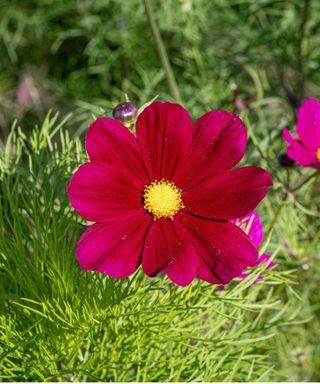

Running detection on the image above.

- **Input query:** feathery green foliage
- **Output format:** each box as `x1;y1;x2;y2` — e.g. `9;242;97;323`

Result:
1;0;320;134
0;107;318;381
0;0;319;381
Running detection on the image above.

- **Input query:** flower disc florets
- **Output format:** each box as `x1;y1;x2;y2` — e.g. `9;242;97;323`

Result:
143;179;183;219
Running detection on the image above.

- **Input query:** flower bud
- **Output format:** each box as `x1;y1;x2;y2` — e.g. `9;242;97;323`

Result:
112;102;138;123
278;153;295;166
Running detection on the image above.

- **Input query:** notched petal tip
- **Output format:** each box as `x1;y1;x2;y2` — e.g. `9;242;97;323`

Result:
183;215;259;285
177;109;248;186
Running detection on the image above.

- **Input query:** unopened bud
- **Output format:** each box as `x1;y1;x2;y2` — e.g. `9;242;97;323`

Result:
278;153;295;167
112;102;138;124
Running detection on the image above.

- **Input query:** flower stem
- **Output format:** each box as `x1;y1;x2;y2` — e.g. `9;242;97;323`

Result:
143;0;181;103
291;170;318;192
297;0;311;102
265;198;286;241
265;170;318;239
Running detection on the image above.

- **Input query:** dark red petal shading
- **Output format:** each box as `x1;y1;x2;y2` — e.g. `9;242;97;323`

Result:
197;257;222;284
183;166;272;220
86;117;151;184
67;162;144;222
163;215;198;286
142;217;198;286
296;98;320;150
176;110;247;188
135;101;193;182
76;210;152;278
179;213;258;284
142;218;174;278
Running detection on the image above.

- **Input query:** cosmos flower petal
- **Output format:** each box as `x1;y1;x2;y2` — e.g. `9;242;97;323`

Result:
86;117;151;183
231;211;263;248
76;210;152;278
237;254;275;280
183;166;272;220
283;128;316;166
163;217;198;286
257;253;276;268
142;216;198;286
136;101;193;181
247;212;264;248
296;98;320;149
67;162;144;222
176;110;247;187
282;98;320;168
180;214;258;285
142;219;172;277
231;211;276;282
197;257;222;284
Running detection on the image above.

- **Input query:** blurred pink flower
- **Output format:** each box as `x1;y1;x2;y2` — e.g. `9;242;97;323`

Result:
283;98;320;169
15;74;39;106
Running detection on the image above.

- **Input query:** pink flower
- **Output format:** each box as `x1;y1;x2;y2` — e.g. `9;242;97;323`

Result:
67;102;272;286
231;212;275;280
283;98;320;168
15;74;39;106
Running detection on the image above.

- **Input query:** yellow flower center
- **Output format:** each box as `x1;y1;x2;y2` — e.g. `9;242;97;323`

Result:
143;179;183;219
316;148;320;162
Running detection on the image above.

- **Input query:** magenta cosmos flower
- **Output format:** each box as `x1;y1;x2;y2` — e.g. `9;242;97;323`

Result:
67;102;272;286
231;212;275;280
283;98;320;169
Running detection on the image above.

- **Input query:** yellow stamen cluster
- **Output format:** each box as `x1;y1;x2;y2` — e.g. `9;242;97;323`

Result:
316;148;320;162
143;179;183;219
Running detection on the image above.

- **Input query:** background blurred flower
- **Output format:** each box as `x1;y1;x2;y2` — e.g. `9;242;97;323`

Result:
283;98;320;169
67;101;272;286
15;73;40;107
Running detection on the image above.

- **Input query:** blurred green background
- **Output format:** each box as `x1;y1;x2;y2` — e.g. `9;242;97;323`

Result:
1;0;320;136
0;0;319;381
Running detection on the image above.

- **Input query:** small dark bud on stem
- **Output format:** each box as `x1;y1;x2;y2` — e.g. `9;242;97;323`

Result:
278;153;295;167
112;102;138;123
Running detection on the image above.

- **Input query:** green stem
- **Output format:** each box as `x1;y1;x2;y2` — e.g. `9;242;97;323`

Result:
291;171;318;192
143;0;181;103
297;0;311;102
265;170;318;239
264;198;286;241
